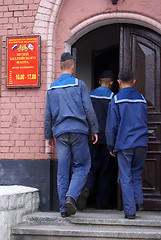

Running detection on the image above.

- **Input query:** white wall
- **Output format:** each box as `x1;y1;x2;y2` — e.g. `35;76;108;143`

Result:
0;186;39;240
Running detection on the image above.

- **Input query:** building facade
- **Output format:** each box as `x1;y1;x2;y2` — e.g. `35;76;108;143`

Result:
0;0;161;211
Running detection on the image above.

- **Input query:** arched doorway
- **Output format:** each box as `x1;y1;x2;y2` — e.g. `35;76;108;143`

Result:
71;23;161;210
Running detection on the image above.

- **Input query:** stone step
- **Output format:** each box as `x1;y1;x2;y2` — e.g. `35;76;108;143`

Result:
11;223;161;240
11;210;161;240
22;210;161;227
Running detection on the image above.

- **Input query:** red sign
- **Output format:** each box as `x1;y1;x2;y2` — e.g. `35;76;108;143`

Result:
6;36;41;88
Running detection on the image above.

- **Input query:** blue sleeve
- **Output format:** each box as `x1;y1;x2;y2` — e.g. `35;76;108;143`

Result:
44;91;53;140
105;99;119;152
81;81;99;134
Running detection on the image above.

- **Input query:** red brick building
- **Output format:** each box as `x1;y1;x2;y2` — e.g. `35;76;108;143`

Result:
0;0;161;211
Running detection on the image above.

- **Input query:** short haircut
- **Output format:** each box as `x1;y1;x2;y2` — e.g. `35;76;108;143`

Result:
118;67;134;82
99;78;113;85
60;59;75;71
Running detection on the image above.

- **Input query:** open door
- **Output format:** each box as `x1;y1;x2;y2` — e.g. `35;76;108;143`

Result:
120;24;161;210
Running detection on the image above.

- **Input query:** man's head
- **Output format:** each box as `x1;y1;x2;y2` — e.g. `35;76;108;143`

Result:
99;70;114;89
118;67;136;89
60;52;75;74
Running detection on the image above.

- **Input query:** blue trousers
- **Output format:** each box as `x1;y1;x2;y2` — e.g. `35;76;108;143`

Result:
117;147;147;215
56;133;91;213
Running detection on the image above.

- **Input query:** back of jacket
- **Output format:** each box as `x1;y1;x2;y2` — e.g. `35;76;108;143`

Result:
44;74;98;139
106;87;149;151
90;86;114;144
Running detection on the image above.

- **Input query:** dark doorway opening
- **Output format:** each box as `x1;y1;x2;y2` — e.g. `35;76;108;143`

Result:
92;45;119;93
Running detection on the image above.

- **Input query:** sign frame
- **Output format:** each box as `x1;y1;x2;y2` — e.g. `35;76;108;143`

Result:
6;35;41;88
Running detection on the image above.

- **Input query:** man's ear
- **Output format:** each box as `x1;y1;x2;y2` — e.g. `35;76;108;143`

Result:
117;79;121;85
109;81;114;87
71;64;75;72
132;79;136;86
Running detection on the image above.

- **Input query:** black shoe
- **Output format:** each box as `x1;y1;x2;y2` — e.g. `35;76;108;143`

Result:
136;203;144;211
65;196;77;216
61;212;70;218
125;214;135;219
77;188;90;211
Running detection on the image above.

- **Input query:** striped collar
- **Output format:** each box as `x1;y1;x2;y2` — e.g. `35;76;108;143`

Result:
114;87;147;103
90;86;114;100
48;74;78;90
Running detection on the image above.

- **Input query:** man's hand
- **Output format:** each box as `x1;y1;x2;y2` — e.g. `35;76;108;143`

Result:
91;133;98;144
47;139;55;149
110;150;117;157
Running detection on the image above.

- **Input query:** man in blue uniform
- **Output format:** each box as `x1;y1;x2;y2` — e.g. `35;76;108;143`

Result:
77;70;114;210
44;52;98;217
106;67;148;219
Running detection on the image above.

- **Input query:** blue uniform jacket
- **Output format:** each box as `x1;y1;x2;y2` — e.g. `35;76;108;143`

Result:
106;87;149;152
44;73;99;139
90;86;114;144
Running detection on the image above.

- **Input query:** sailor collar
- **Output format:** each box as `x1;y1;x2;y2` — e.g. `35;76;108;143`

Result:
90;86;114;100
114;87;147;104
48;74;78;90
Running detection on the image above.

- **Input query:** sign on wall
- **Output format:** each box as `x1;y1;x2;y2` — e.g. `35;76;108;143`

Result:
6;35;41;88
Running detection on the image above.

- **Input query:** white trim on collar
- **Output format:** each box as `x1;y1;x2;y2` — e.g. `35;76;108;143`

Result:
114;94;146;103
48;78;78;90
90;92;114;99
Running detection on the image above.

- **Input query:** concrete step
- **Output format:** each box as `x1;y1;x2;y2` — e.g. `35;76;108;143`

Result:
22;209;161;227
11;210;161;240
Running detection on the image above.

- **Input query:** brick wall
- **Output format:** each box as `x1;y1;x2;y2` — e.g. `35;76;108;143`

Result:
0;0;56;160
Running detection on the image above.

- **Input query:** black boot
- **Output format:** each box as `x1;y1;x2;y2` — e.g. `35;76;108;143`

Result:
136;203;144;211
125;214;135;219
61;212;70;218
65;196;77;216
77;188;90;211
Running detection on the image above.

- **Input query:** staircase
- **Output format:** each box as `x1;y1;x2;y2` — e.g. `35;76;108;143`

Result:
11;210;161;240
